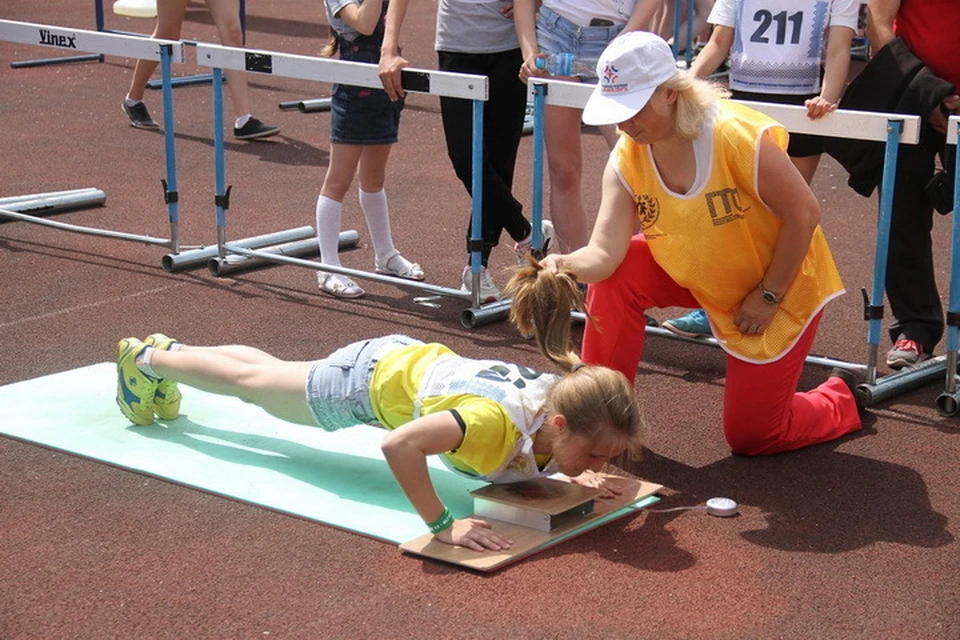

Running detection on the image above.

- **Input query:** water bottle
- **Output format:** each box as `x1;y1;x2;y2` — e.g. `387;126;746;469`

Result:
535;53;598;77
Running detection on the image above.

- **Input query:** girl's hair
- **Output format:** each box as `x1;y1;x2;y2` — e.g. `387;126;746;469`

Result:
662;71;730;140
506;258;645;457
321;35;338;58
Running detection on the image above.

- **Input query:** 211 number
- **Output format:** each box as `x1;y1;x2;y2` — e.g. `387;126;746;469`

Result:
750;10;803;45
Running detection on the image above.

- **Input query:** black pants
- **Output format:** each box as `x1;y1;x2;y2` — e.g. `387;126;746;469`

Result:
885;125;948;352
438;48;531;266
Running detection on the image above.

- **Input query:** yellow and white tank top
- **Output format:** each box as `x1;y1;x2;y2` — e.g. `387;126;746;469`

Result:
612;100;844;363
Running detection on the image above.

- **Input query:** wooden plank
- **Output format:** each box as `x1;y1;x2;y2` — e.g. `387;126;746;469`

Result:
399;477;663;572
470;476;601;515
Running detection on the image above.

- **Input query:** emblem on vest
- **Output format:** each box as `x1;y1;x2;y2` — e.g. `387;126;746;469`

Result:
635;194;659;230
704;187;749;226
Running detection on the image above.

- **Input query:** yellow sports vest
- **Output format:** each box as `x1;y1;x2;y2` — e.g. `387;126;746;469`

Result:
614;100;844;363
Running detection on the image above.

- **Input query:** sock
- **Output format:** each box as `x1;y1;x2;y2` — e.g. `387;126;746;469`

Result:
358;188;396;262
316;195;344;266
235;114;251;129
134;347;161;379
125;97;143;107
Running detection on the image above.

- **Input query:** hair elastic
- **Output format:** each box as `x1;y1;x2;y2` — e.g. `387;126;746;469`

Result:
571;361;587;372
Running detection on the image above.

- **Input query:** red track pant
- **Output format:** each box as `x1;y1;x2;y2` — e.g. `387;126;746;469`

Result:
582;236;862;455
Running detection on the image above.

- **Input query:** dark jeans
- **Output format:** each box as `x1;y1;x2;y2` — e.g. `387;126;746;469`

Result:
437;48;531;266
885;125;948;352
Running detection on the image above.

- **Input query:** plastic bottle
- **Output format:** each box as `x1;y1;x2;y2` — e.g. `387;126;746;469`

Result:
534;53;598;77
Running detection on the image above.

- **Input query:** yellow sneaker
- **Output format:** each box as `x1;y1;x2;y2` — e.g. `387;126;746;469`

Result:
116;337;157;426
143;333;182;420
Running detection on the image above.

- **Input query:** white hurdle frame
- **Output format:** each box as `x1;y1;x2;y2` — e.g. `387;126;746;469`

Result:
194;42;500;311
0;19;196;255
516;76;933;406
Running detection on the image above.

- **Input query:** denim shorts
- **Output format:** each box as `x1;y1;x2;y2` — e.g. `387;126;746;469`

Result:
536;6;625;82
305;335;423;431
331;35;404;145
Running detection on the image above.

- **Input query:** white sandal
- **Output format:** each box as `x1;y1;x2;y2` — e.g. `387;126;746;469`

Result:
317;272;365;299
375;249;425;281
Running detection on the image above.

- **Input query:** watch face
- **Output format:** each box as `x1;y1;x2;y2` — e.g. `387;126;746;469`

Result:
762;291;778;304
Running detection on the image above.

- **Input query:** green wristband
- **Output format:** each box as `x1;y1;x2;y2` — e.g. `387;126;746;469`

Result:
426;507;454;534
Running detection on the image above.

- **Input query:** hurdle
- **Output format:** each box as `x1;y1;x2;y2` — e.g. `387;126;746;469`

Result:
935;115;960;416
506;75;934;405
0;19;193;254
192;42;513;316
10;0;248;91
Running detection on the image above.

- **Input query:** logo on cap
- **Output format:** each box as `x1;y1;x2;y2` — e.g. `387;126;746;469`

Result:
602;63;629;94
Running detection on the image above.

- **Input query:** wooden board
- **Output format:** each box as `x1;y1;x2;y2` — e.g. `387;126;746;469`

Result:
399;476;664;572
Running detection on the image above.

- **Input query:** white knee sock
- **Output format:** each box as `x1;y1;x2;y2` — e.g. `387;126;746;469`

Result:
358;188;396;262
315;195;344;266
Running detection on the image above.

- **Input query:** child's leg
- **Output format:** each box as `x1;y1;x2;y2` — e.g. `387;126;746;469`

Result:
544;104;590;252
150;348;317;426
318;143;363;267
204;0;252;118
357;145;399;262
126;0;188;101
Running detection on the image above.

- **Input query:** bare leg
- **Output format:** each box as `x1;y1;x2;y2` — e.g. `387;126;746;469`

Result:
545;104;590;252
791;154;822;186
205;0;252;118
357;145;391;193
150;346;317;426
126;0;189;101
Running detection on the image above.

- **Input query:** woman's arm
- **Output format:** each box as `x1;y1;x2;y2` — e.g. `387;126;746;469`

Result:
540;159;636;282
623;0;666;34
380;411;513;551
378;0;412;100
866;0;900;51
805;25;853;119
335;0;385;37
737;130;821;334
513;0;542;83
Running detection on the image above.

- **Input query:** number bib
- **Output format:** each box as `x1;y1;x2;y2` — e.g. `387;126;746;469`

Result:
416;356;560;483
730;0;831;94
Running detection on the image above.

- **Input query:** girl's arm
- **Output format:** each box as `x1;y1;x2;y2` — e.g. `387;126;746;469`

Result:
335;0;385;37
736;130;821;334
690;24;733;78
378;0;412;100
381;411;513;551
805;25;854;119
540;159;636;283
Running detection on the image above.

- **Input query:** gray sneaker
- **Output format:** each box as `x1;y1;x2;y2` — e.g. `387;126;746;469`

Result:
885;335;930;370
122;101;159;130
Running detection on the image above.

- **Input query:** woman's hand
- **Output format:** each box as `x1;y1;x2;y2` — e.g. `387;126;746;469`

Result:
519;51;546;84
568;470;624;499
539;253;565;274
434;517;513;551
735;287;779;335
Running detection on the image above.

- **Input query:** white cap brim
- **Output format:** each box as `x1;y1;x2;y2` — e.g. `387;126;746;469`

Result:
582;85;656;126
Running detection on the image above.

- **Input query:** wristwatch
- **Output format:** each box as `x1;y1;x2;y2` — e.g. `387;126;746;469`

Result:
758;281;782;305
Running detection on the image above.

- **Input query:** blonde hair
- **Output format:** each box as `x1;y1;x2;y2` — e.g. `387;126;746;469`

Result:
662;71;730;140
506;257;645;457
321;35;338;58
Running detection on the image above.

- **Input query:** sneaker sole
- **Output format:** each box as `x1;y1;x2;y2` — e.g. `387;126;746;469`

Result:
235;128;280;140
886;355;930;370
661;322;711;339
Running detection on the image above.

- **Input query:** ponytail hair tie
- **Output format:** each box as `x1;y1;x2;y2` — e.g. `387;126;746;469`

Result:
571;361;587;372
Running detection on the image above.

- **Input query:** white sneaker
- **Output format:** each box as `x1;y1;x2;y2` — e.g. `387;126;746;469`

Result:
461;266;502;303
514;219;555;264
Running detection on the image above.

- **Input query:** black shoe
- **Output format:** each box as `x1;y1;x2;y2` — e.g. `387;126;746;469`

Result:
234;117;280;140
122;101;159;130
829;367;867;413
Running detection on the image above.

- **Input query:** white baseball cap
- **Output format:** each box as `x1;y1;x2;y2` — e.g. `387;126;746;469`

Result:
582;31;679;126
